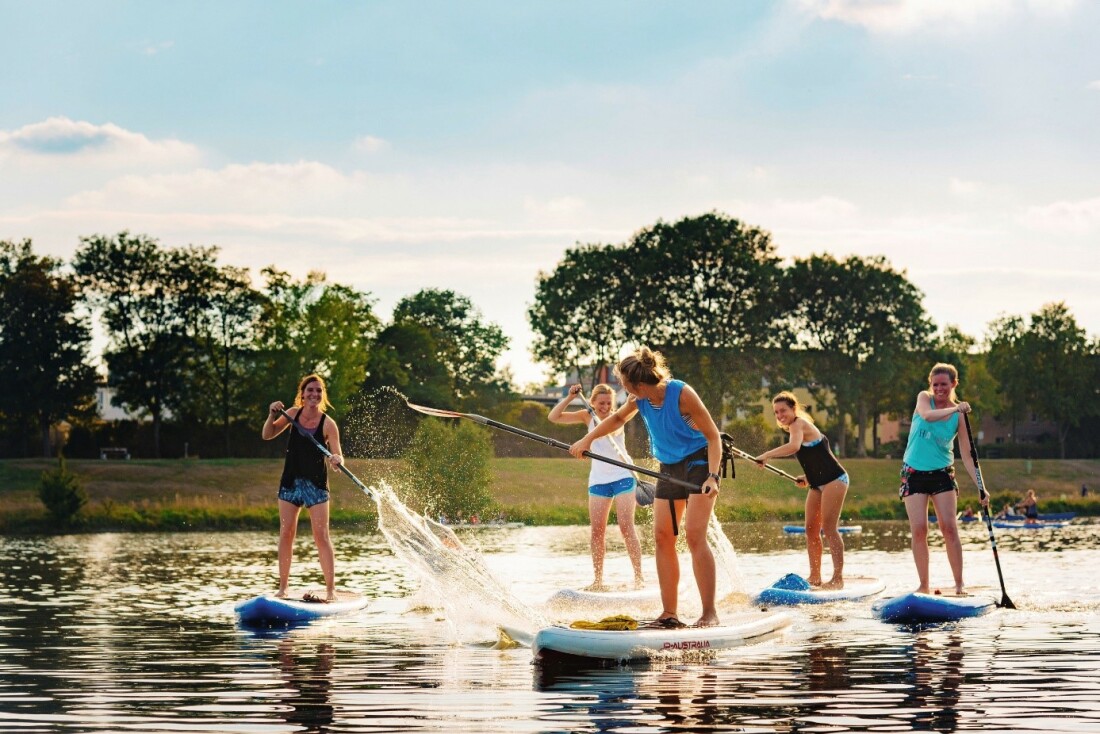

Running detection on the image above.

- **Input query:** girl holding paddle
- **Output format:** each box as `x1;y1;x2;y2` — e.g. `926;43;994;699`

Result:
549;383;645;591
753;391;848;590
262;374;345;602
569;348;724;628
900;363;983;595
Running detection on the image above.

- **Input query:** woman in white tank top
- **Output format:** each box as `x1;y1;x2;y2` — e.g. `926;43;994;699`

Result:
549;383;644;590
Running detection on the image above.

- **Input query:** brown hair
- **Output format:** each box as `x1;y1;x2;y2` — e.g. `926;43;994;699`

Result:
615;347;670;387
294;373;334;411
772;390;814;432
928;363;959;403
590;383;617;409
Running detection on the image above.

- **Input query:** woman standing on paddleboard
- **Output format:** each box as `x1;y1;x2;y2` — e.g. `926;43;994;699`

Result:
549;383;645;591
900;363;982;595
753;391;848;589
262;374;345;602
570;348;723;628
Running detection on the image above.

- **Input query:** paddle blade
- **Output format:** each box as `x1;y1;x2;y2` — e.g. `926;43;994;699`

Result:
406;402;465;419
1000;594;1017;610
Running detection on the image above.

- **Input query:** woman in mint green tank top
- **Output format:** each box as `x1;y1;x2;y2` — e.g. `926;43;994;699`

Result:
900;363;982;595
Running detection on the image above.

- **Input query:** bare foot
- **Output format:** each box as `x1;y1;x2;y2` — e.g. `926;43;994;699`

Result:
695;613;720;628
807;577;823;587
325;591;338;602
274;589;288;599
955;586;967;596
820;578;844;590
633;576;645;590
915;585;931;594
582;581;608;593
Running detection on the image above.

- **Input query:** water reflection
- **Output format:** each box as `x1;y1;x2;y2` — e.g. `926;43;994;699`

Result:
277;638;335;734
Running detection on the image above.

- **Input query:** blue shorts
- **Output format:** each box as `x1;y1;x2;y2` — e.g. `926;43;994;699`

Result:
278;478;330;508
588;477;636;499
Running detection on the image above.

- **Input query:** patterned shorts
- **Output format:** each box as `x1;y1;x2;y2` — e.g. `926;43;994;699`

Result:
278;478;330;508
899;464;958;499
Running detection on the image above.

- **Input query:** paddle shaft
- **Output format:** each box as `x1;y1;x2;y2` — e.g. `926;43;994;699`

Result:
722;440;800;483
575;392;653;481
277;408;377;502
962;412;1016;609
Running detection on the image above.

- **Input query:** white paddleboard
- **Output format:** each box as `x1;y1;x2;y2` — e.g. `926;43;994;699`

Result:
531;609;791;663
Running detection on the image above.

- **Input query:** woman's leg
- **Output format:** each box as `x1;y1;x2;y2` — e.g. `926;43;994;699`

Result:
277;499;301;597
613;491;644;586
819;479;849;589
903;494;932;593
652;499;684;620
930;490;964;593
684;492;719;627
803;489;824;586
306;500;336;600
587;494;613;590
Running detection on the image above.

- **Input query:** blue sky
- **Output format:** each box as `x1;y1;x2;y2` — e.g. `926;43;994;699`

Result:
2;0;1098;386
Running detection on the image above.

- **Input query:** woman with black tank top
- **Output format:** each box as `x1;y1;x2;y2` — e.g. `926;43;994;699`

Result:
754;391;849;589
261;374;345;601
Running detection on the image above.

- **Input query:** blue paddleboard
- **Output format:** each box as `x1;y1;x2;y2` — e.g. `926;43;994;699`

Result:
782;525;862;534
993;521;1066;529
235;591;368;626
754;574;885;606
872;591;995;624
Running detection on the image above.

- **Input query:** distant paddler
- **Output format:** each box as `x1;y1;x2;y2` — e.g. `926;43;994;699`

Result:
261;373;345;602
549;383;644;591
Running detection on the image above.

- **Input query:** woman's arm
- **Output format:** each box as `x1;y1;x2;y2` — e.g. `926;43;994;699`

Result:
756;419;805;462
324;419;344;468
678;385;723;495
547;384;589;425
262;402;293;440
915;392;971;422
569;400;637;457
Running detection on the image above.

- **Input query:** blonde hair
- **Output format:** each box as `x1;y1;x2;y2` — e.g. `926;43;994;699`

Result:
928;363;959;403
615;347;670;387
590;383;617;409
294;373;334;411
772;390;814;432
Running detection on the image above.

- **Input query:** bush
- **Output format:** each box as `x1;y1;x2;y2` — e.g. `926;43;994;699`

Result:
401;419;494;520
38;454;88;524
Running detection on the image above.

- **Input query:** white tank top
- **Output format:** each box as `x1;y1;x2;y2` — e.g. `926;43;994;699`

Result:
588;417;635;486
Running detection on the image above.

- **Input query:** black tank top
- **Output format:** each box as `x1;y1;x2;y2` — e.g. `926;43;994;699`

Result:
795;434;845;489
279;412;329;490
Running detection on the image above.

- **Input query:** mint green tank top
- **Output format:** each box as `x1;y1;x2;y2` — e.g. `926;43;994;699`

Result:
902;399;959;471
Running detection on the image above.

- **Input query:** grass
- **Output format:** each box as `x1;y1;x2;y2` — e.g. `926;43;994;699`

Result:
2;456;1098;533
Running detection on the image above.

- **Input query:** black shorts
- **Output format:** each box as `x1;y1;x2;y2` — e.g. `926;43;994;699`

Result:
899;464;958;499
655;446;710;501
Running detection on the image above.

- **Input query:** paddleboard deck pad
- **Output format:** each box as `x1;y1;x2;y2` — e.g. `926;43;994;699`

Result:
754;574;885;606
235;591;368;626
531;609;790;664
872;591;995;624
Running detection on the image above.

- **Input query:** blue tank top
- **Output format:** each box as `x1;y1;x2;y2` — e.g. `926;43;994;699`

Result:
634;380;709;464
902;397;959;471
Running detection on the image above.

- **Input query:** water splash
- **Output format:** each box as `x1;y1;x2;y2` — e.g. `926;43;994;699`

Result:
707;514;746;598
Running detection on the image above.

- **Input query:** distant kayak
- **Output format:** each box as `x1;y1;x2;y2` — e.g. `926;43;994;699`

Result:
235;591;368;626
1002;512;1076;522
872;591;995;624
992;521;1067;529
530;609;791;663
754;574;885;606
783;525;862;534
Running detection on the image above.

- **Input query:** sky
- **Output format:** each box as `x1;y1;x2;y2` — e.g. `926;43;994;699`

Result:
1;0;1098;388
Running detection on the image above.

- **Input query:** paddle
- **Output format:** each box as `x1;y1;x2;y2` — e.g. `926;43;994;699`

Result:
720;436;801;484
574;390;657;506
962;412;1016;609
406;401;700;491
278;408;377;502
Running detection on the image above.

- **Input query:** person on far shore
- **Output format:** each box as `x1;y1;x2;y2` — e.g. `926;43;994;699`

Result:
753;391;848;589
1016;489;1040;524
569;348;724;628
262;373;345;602
899;363;983;596
549;383;644;590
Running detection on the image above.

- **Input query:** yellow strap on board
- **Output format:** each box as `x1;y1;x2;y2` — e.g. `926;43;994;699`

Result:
569;614;638;631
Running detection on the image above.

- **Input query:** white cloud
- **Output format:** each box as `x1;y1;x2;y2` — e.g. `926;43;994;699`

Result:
1087;80;1100;91
0;116;200;166
949;177;983;195
353;135;389;153
522;196;586;218
797;0;1078;34
1020;196;1100;234
138;40;174;56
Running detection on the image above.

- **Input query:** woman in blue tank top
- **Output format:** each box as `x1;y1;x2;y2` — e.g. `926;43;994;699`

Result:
899;363;982;595
569;347;724;628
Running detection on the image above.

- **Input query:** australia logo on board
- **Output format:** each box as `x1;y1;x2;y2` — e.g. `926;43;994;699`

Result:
662;639;711;650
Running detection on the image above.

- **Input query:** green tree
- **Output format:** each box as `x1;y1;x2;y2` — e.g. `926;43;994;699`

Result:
38;454;88;524
0;240;97;456
401;419;494;519
782;254;934;457
73;232;217;457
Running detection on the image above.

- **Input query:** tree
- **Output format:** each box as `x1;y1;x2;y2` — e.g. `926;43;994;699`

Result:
782;254;934;457
401;419;494;520
0;240;97;456
73;232;217;457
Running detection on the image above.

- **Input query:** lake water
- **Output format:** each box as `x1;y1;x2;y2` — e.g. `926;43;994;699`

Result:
1;519;1098;733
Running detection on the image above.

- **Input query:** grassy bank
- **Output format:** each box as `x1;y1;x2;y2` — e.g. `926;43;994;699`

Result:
3;456;1099;533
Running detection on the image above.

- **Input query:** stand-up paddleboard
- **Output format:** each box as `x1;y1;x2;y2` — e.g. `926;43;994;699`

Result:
235;591;369;626
872;591;995;624
545;586;666;614
754;573;885;606
782;525;862;534
531;609;790;664
992;521;1067;529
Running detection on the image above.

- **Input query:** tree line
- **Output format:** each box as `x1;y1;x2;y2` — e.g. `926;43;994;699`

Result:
3;212;1098;461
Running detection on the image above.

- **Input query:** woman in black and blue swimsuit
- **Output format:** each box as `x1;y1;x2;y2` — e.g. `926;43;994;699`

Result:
754;391;849;589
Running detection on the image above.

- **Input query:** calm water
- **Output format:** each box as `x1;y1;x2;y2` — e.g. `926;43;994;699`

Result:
1;520;1099;733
